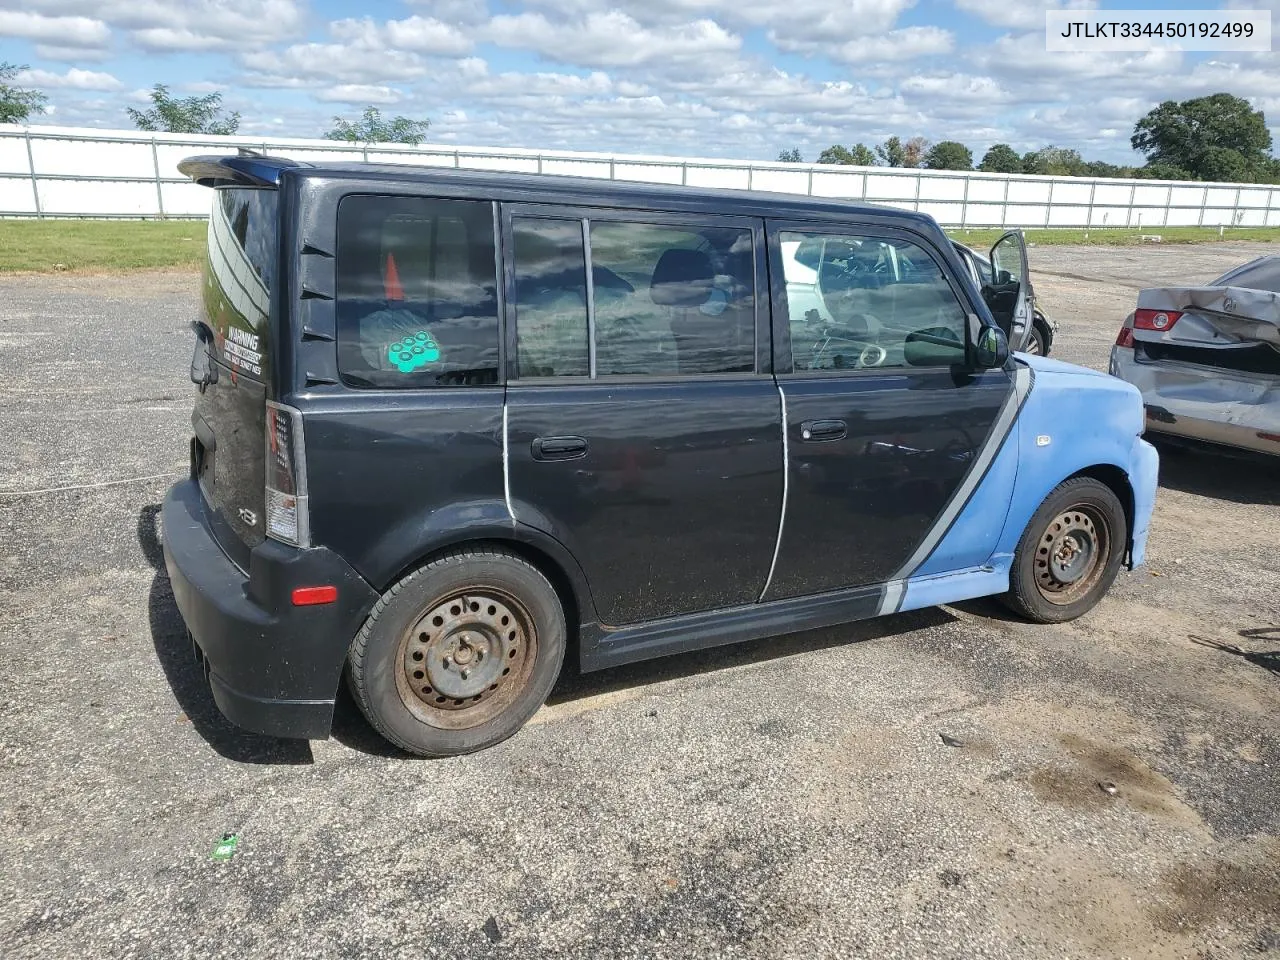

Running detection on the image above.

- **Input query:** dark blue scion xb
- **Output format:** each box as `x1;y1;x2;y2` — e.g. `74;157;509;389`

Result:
162;154;1158;757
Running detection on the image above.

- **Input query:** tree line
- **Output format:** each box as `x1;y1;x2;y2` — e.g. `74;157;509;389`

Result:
779;94;1280;184
2;65;1276;183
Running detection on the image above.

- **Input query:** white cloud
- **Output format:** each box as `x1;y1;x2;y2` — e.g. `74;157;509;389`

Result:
0;10;109;46
242;44;430;84
315;85;404;105
483;11;741;68
14;66;122;90
953;0;1097;31
779;25;954;62
10;0;303;51
33;43;111;62
329;15;472;56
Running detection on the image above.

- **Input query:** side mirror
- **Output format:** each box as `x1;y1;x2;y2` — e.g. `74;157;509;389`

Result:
974;324;1009;369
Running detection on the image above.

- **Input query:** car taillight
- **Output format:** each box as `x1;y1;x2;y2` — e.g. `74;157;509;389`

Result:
265;401;310;547
1133;308;1182;331
1115;326;1134;347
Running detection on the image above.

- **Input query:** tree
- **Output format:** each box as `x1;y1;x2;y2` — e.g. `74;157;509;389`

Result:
127;83;240;135
777;148;803;163
902;136;930;168
326;106;431;145
1082;160;1135;178
879;136;929;167
1134;161;1193;181
978;143;1021;174
876;136;907;167
0;62;48;123
1022;146;1084;176
1132;93;1272;182
816;143;875;166
923;140;973;170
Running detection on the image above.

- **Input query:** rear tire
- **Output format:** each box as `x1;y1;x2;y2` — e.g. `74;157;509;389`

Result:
347;547;566;757
1002;477;1127;624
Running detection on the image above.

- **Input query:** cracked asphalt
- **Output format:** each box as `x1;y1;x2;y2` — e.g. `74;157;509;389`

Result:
1;244;1278;959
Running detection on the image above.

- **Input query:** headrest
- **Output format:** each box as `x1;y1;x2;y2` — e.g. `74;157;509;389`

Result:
650;249;715;307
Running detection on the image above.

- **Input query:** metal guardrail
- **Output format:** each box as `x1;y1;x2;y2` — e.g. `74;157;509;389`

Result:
2;125;1278;227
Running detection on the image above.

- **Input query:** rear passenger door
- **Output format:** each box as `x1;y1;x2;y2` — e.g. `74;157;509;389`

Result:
502;207;783;627
762;221;1015;601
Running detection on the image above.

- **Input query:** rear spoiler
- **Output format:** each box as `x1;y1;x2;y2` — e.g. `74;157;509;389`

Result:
177;153;311;188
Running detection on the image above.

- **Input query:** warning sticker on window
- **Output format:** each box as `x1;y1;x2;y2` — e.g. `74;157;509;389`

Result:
224;326;263;376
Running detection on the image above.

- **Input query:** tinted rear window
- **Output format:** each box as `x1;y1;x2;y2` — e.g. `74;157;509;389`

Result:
336;195;500;388
204;187;278;381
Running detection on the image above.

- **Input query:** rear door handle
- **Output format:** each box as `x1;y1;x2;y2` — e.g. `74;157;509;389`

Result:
532;436;588;461
799;419;846;442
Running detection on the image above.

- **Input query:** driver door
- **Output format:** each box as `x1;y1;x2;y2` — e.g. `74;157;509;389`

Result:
761;221;1014;601
984;230;1035;351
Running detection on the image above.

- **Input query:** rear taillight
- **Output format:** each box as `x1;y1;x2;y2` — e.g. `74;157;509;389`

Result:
1133;308;1182;331
1115;326;1134;348
265;401;310;547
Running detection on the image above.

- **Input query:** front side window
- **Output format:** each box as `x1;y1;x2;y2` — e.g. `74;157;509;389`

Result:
336;195;499;388
777;230;968;372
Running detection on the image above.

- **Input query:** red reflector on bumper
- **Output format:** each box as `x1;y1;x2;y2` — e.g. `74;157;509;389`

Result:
1115;327;1134;348
292;585;338;606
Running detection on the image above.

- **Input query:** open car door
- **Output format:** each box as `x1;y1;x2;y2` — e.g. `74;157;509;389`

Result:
984;230;1035;352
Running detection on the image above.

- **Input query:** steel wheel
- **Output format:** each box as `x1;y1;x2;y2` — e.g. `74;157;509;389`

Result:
394;588;538;730
1033;505;1111;605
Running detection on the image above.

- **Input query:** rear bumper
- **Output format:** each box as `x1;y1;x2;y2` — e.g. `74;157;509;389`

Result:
161;478;378;739
1109;347;1280;457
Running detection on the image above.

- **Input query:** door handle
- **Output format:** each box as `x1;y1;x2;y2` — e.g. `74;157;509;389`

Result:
799;419;846;442
532;436;588;461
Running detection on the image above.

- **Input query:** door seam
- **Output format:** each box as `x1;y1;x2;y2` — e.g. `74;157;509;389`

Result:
757;383;789;601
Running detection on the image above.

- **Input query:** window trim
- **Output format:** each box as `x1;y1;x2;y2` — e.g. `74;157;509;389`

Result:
766;219;982;378
500;202;767;384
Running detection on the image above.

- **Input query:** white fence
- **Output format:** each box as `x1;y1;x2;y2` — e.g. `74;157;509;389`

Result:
3;123;1280;229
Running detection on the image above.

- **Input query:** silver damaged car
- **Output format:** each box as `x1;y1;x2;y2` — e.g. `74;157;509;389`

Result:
1110;255;1280;456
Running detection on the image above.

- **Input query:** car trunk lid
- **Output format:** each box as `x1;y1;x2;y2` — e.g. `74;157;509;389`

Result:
1133;285;1280;378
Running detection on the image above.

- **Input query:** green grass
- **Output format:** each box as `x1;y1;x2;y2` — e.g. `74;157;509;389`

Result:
0;220;207;273
947;226;1280;248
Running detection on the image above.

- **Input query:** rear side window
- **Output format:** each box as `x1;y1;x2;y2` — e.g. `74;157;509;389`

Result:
511;218;590;378
336;196;499;388
511;216;755;378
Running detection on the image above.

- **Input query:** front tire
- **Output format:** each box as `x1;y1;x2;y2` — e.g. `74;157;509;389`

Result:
1024;320;1048;356
347;547;567;757
1002;477;1127;623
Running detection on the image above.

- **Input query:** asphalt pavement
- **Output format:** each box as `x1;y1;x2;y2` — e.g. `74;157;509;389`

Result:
1;250;1277;959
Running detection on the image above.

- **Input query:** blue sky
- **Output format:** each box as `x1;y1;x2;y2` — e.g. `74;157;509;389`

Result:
2;0;1278;164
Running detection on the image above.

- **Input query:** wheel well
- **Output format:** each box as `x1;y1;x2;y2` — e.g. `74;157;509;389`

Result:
382;538;583;660
1069;464;1135;554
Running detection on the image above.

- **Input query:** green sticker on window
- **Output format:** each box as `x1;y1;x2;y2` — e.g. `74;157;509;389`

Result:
388;331;441;373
